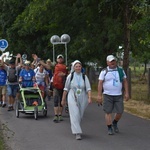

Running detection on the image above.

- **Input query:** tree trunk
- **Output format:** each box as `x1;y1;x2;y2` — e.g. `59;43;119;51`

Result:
123;1;130;74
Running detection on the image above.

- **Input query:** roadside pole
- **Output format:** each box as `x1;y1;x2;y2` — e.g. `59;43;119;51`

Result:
148;68;150;98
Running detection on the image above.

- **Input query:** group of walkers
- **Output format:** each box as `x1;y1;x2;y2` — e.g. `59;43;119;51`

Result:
0;53;129;140
0;53;53;111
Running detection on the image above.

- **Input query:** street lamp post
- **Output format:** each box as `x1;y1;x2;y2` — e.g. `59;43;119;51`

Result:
50;34;70;65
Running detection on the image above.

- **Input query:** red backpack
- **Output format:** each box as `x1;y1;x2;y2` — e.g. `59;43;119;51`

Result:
53;63;67;89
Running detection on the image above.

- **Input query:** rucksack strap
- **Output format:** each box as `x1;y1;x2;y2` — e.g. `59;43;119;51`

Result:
70;72;85;82
70;71;86;90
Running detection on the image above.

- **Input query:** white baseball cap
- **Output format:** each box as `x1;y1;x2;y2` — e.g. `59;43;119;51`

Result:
57;54;64;59
106;55;116;62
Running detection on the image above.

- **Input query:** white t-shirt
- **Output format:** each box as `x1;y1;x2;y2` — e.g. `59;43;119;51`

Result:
34;68;48;83
98;67;126;96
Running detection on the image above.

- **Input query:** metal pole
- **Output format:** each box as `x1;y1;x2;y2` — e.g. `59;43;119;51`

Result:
53;44;55;63
65;43;67;65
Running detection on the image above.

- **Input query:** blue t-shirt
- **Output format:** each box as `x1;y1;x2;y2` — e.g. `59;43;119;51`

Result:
0;69;7;86
19;69;35;87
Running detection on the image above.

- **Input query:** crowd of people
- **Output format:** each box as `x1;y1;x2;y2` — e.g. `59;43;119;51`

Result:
0;53;129;140
0;53;53;111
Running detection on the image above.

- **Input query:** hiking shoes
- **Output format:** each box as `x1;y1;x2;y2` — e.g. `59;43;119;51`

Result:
2;103;6;108
76;134;82;140
53;116;58;123
113;123;119;133
108;127;114;135
58;115;63;121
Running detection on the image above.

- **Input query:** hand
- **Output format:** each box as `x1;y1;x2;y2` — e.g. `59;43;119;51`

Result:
97;95;103;105
32;54;38;60
58;72;65;77
17;53;21;58
124;93;129;101
88;97;92;104
2;54;6;58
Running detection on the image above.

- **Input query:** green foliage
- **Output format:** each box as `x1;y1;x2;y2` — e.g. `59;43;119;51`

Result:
0;0;149;66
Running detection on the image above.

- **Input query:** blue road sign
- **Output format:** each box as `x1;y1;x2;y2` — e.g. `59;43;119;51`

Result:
0;39;8;52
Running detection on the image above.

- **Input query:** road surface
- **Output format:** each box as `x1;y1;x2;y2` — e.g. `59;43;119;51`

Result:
0;99;150;150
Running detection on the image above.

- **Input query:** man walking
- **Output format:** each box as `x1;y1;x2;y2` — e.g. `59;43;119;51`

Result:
97;55;129;135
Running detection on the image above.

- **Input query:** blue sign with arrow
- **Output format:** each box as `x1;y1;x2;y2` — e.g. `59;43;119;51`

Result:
0;39;8;52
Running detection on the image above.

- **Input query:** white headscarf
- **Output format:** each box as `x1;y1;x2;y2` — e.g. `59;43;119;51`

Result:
70;60;82;73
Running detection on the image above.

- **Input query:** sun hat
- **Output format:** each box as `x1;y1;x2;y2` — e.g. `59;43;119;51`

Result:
46;59;51;62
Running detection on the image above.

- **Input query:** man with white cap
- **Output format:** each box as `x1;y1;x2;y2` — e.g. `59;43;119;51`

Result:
97;55;129;135
52;54;68;122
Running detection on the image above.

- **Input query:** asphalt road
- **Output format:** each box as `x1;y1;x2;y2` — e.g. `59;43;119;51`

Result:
0;99;150;150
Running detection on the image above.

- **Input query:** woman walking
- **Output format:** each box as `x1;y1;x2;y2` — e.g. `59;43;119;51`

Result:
61;60;92;140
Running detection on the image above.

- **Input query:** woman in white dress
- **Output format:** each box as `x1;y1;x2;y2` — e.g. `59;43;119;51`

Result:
61;60;92;140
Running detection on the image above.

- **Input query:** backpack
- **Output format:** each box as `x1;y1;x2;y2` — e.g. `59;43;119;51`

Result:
70;71;85;82
53;64;67;89
103;66;124;82
70;71;86;90
7;67;18;82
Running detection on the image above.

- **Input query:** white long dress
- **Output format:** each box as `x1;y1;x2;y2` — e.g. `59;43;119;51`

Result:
64;72;91;134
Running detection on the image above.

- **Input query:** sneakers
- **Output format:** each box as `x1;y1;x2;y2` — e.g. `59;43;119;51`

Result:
2;103;6;108
8;106;14;111
58;115;63;121
53;116;58;123
113;123;119;133
53;115;64;122
108;127;114;135
76;134;82;140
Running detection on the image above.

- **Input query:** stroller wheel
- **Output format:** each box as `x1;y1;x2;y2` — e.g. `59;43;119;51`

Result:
34;106;38;120
15;101;20;118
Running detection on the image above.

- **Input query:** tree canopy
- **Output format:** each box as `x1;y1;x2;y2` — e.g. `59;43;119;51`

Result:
0;0;149;70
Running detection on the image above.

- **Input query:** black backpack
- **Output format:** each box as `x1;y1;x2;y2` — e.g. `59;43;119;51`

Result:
7;67;18;82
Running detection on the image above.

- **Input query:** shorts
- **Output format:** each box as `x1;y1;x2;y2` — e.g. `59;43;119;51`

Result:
103;94;124;114
53;88;63;107
7;84;19;98
0;86;7;95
